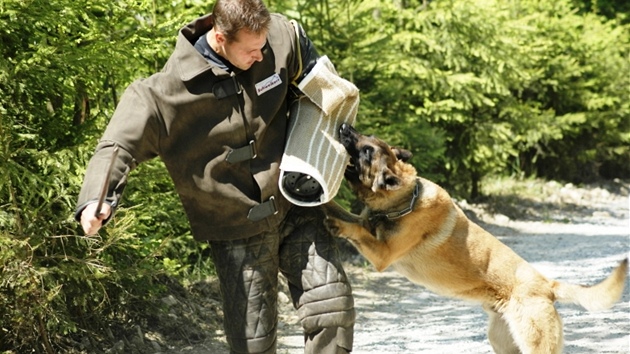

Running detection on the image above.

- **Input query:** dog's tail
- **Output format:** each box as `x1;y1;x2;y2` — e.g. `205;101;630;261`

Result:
553;258;628;312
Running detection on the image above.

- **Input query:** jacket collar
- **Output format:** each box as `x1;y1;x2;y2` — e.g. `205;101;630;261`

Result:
174;13;228;81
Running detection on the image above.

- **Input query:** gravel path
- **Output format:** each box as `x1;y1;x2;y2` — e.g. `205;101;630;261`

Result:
167;183;630;354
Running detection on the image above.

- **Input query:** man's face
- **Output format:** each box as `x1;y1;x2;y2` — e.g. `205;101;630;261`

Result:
218;29;267;71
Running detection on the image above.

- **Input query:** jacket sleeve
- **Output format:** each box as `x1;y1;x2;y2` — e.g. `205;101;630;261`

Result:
75;80;163;222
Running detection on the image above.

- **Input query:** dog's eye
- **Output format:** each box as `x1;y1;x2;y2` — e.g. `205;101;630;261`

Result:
361;146;373;160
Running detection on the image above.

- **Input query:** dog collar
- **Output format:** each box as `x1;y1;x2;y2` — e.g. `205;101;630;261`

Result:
370;180;420;221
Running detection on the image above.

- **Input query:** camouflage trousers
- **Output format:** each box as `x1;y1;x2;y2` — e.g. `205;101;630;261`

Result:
209;206;355;354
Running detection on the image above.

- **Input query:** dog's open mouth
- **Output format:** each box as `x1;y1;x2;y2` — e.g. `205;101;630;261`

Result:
339;124;361;181
346;157;356;169
344;157;360;182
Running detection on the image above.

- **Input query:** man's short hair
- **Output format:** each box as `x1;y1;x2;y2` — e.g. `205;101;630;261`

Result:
212;0;271;42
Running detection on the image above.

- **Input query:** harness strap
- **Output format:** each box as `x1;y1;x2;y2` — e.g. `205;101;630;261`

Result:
247;196;278;221
213;76;242;99
225;140;257;164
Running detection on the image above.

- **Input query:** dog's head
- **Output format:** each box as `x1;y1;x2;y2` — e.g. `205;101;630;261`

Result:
339;124;416;200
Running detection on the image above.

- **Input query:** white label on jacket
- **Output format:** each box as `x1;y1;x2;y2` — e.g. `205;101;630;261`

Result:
256;73;282;96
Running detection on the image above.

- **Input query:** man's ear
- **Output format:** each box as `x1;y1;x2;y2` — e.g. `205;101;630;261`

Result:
392;147;413;162
214;30;227;47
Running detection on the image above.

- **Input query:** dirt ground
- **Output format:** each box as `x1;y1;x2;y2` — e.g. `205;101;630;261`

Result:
117;180;630;354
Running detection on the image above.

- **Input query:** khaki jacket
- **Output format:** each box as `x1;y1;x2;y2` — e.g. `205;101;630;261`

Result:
76;13;303;241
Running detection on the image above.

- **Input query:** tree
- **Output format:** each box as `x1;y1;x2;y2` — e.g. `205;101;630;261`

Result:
571;0;630;22
324;0;630;197
508;0;630;182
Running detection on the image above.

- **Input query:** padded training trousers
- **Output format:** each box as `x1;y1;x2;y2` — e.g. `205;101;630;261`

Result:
209;206;355;354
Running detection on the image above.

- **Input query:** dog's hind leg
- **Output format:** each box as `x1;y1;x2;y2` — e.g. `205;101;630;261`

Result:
485;308;520;354
502;297;563;354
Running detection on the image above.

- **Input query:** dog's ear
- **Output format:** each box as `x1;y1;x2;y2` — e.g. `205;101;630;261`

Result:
383;173;402;191
371;168;402;192
392;147;413;162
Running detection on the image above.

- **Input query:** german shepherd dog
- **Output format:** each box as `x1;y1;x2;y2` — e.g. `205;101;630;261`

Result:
324;124;628;354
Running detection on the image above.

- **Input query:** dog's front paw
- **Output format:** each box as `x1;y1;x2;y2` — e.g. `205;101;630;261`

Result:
324;218;348;239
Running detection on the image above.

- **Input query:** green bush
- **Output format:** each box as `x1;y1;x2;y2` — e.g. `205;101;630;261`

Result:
0;0;212;350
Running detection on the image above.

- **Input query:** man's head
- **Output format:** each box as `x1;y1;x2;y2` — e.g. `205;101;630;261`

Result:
210;0;271;70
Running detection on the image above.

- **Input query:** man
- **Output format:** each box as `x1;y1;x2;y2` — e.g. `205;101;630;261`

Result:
75;0;355;353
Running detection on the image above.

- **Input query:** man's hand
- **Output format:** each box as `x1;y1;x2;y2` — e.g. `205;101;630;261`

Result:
80;202;112;235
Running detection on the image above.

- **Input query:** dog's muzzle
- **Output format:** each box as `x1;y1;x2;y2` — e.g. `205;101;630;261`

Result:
338;124;357;149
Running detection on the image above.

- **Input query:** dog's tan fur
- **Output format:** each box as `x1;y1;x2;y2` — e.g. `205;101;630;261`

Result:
324;124;628;354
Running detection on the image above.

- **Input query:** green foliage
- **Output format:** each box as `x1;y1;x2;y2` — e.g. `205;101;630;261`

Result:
571;0;630;22
0;144;159;350
0;0;211;350
285;0;449;182
297;0;629;198
509;1;630;182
